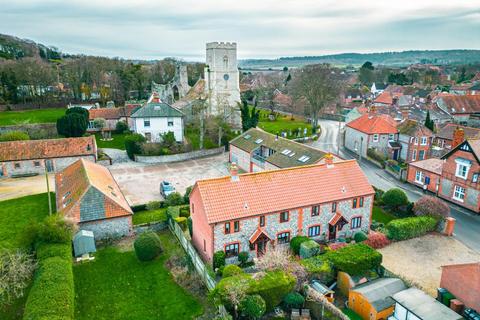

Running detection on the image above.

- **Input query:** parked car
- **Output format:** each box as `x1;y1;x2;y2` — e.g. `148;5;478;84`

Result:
160;181;175;197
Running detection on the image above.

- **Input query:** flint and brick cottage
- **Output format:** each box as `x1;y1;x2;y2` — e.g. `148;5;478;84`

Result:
190;158;374;265
55;158;133;240
0;136;97;178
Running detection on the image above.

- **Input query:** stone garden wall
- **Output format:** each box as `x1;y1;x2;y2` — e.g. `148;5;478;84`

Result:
134;146;225;164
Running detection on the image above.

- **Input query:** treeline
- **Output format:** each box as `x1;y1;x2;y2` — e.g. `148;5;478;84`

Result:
0;34;205;106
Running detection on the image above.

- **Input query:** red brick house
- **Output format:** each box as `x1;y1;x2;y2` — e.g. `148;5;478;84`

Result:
437;137;480;212
434;123;480;151
406;158;444;193
190;159;374;265
55;158;133;240
440;263;480;312
397;119;434;163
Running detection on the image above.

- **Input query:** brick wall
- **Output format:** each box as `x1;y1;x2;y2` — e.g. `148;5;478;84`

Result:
440;265;480;311
406;166;440;193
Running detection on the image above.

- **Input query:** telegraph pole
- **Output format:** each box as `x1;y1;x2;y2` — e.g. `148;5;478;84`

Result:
45;160;52;215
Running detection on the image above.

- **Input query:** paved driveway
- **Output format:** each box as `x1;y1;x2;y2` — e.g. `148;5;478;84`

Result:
110;153;230;206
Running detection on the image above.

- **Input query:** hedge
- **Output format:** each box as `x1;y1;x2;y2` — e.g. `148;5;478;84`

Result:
290;236;309;255
300;257;335;284
250;271;296;311
327;243;382;275
386;216;438;241
299;240;321;259
36;243;72;262
23;257;74;320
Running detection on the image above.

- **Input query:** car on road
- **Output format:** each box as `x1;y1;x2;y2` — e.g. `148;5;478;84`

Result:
160;181;175;198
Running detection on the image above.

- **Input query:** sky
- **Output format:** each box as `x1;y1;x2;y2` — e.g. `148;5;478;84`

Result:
1;0;480;61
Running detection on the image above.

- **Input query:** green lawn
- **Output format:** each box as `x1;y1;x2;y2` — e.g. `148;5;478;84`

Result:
255;108;313;139
132;209;168;225
0;193;54;320
0;193;54;250
0;108;65;126
343;308;363;320
372;206;397;224
94;133;127;150
73;231;204;320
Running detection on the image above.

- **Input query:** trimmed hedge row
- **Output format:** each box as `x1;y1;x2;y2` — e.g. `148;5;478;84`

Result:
23;257;74;320
36;243;72;262
324;243;382;276
386;216;438;241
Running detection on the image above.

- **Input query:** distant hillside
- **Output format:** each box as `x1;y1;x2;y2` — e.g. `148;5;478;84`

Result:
239;50;480;69
0;34;62;60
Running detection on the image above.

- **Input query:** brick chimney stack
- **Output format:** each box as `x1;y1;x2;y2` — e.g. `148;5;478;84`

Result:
452;127;465;148
230;162;239;182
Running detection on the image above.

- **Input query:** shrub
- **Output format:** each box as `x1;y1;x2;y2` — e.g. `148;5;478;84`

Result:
386;216;438;241
373;186;385;203
187;216;193;237
290;236;309;255
222;264;244;278
413;196;450;219
327;243;382;275
283;292;305;310
0;250;36;305
36;243;71;262
213;273;253;311
300;257;335;284
165;192;184;207
213;251;226;270
238;251;250;266
183;186;193;204
23;257;74;320
367;148;386;163
174;216;187;230
364;231;390;249
56;113;87;137
299;240;321;259
250;270;296;311
255;246;290;271
0;130;29;141
65;106;89;126
240;294;266;320
133;231;162;261
382;188;409;209
146;201;162;210
25;214;74;248
124;133;146;160
115;120;129;133
179;206;190;218
166;206;180;219
353;231;368;243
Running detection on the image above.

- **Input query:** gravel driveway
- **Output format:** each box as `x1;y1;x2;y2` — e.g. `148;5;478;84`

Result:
0;174;55;201
379;234;480;296
109;153;230;205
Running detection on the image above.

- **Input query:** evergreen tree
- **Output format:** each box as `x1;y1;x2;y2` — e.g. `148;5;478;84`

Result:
240;100;260;132
424;110;434;131
56;113;88;137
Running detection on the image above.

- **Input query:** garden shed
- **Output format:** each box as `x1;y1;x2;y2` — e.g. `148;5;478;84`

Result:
73;230;96;257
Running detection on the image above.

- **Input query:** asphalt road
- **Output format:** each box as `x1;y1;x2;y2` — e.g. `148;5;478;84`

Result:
311;119;480;253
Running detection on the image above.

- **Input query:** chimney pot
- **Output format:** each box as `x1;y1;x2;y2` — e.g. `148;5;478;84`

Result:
325;153;334;167
230;162;239;182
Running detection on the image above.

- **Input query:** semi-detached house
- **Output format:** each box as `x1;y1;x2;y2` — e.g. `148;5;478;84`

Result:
190;159;374;265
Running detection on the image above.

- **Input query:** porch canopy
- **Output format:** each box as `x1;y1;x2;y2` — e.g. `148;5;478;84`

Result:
249;228;272;244
329;212;348;227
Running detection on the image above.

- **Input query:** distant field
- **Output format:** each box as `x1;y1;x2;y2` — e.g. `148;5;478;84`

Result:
0;108;65;126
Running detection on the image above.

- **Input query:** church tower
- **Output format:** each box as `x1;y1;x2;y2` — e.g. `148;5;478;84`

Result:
204;42;241;128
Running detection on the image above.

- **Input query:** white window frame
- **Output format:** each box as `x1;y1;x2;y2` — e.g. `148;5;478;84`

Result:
143;119;151;127
351;217;362;229
88;120;95;129
418;150;425;160
308;225;321;237
414;137;419;145
455;159;471;180
453;185;466;202
388;134;395;142
373;134;379;142
412;150;417;161
167;118;174;127
420;136;428;145
415;170;424;184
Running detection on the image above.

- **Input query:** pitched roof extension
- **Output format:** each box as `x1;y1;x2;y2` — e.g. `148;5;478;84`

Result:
0;136;96;162
408;158;444;175
194;159;374;224
346;114;398;135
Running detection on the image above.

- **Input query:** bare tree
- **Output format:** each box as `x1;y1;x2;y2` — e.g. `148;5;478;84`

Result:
0;250;37;304
291;64;341;132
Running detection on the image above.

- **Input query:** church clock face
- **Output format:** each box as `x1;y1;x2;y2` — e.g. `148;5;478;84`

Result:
223;74;229;81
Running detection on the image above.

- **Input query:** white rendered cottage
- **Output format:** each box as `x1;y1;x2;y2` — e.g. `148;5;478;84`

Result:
131;101;184;142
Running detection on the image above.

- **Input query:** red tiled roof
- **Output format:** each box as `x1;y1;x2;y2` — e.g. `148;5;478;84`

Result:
408;158;444;175
329;212;346;226
374;92;393;105
0;136;96;162
56;159;132;221
249;228;272;243
89;108;123;120
440;95;480;114
436;123;480;140
346;114;398;134
195;160;374;224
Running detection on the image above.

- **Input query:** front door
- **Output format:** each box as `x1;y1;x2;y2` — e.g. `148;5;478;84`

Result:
45;160;54;172
328;224;336;240
256;239;267;257
393;149;399;160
